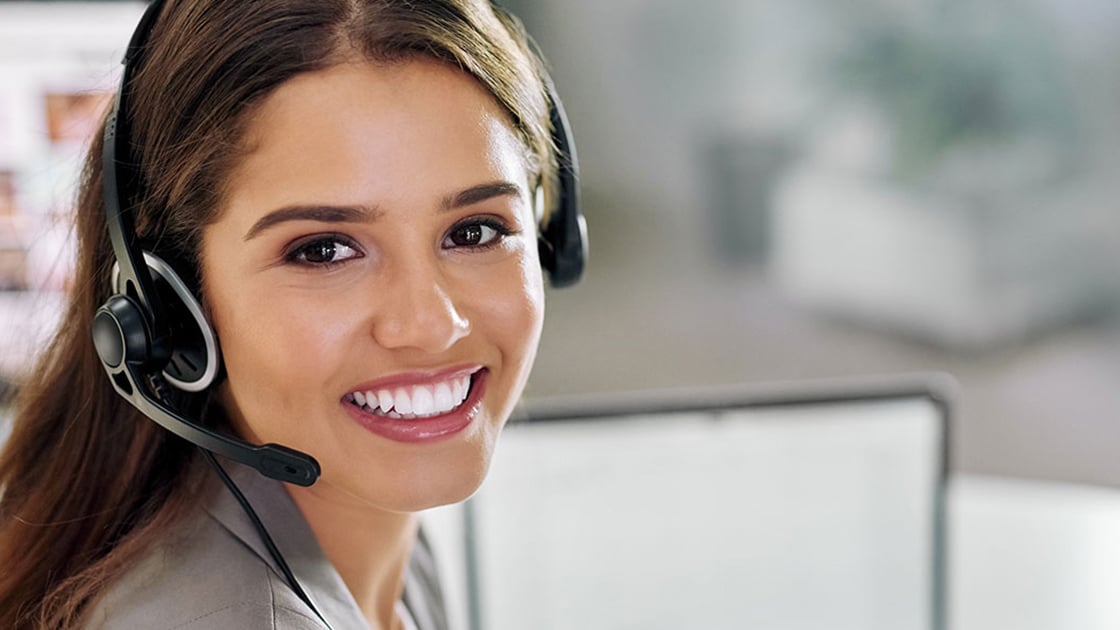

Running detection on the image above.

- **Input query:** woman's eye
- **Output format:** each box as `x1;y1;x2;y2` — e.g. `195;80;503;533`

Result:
444;219;511;249
285;236;362;266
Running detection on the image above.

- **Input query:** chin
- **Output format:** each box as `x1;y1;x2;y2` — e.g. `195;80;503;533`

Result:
379;472;488;514
342;446;496;514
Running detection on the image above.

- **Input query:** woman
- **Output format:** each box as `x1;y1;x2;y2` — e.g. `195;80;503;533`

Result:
0;0;583;627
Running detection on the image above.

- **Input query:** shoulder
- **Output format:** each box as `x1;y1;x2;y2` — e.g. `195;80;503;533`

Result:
84;511;327;630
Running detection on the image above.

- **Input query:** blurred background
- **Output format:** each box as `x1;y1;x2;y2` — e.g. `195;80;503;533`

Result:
503;0;1120;487
1;0;1120;628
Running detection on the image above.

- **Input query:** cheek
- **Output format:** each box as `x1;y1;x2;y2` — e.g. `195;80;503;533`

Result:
479;252;546;374
518;260;546;354
206;276;360;432
449;232;546;347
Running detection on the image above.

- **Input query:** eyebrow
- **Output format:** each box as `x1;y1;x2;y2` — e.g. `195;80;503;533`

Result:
443;181;523;210
243;204;381;241
243;181;524;241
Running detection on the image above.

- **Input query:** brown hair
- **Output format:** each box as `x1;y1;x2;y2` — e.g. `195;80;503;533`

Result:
0;1;555;626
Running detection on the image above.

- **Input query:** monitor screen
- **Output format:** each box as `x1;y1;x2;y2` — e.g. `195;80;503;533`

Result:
424;382;948;630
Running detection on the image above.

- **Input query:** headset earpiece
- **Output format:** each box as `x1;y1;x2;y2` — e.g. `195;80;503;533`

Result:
489;0;587;288
108;252;220;392
536;57;587;288
536;108;587;287
92;294;153;370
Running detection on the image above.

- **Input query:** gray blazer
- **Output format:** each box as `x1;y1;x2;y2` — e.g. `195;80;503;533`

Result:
84;463;448;630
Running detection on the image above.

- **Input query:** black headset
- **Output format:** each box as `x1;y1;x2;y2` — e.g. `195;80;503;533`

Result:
90;0;587;488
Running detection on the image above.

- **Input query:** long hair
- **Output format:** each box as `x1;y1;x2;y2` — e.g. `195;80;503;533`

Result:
0;1;554;626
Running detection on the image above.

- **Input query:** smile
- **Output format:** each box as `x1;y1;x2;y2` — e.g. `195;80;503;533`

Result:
342;367;487;444
343;367;480;420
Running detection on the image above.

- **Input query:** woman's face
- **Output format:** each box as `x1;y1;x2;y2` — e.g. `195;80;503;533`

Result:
201;59;545;513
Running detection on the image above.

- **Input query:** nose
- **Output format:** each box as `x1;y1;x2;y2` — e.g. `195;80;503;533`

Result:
371;258;471;353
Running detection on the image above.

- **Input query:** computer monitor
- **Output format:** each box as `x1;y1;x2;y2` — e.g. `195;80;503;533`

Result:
425;379;950;630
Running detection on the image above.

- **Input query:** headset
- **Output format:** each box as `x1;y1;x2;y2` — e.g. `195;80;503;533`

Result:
91;0;587;486
89;0;584;625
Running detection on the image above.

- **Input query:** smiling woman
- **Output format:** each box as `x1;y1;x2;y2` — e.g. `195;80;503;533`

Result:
209;58;546;512
0;1;582;629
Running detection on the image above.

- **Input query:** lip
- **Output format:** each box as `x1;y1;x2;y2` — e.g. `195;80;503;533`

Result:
345;364;482;395
342;367;488;444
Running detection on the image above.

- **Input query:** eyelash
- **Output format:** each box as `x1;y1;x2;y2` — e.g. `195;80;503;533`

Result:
283;233;363;268
442;216;515;251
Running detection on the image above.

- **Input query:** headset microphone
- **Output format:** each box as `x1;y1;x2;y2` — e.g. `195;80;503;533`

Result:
90;325;320;486
90;254;321;486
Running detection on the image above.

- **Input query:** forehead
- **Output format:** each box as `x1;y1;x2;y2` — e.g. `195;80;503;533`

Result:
221;58;530;217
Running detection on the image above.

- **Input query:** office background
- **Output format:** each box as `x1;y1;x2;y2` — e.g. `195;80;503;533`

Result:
501;0;1120;487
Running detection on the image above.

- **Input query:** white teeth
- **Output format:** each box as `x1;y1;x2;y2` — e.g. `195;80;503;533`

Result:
413;386;435;416
378;390;394;414
434;382;453;411
394;388;413;415
349;372;476;419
